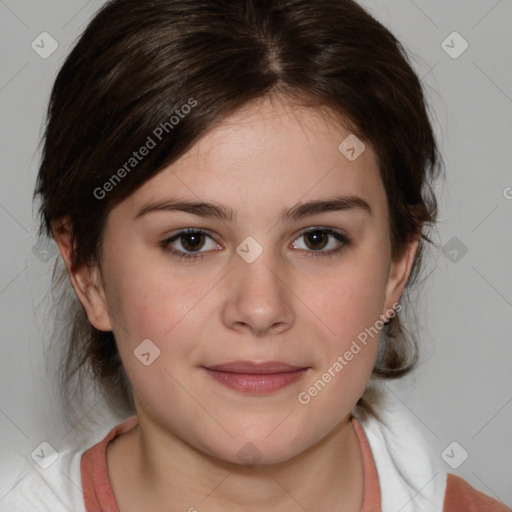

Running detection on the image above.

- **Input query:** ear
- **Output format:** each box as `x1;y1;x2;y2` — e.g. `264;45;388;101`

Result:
51;216;112;332
382;231;421;319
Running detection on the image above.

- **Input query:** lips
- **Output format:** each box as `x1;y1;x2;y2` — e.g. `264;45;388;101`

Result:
201;360;310;394
205;360;306;373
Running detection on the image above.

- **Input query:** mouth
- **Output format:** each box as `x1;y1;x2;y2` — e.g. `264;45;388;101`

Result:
201;361;310;394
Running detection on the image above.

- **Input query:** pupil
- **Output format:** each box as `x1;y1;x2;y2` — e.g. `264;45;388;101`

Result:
306;231;327;250
182;232;204;251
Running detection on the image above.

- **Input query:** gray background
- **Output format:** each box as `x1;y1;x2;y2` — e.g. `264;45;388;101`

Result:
1;0;511;507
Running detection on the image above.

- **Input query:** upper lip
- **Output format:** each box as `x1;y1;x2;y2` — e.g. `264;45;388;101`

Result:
203;361;308;374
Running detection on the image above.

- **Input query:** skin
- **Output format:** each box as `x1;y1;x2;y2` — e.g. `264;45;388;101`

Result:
53;94;419;512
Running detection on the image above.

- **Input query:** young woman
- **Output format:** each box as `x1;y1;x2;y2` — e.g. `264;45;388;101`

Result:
5;0;510;511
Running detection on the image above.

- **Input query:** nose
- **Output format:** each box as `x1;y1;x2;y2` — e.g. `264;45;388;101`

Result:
220;249;295;337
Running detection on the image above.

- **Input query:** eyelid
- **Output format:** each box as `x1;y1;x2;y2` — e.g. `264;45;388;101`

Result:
291;226;351;254
161;227;220;248
295;225;349;239
163;227;215;240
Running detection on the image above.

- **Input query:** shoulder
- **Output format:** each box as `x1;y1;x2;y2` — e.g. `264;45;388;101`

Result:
81;415;139;512
1;415;137;512
355;391;511;512
356;397;447;511
443;473;512;512
0;446;86;512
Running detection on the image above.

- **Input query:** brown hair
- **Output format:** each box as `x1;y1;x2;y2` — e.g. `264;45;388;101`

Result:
36;0;442;423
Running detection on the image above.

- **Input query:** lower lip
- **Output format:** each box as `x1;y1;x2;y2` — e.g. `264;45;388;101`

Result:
202;368;309;394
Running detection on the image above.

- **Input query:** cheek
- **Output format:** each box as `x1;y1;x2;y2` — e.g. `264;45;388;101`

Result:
99;254;199;378
309;253;390;344
104;267;208;416
298;251;390;397
295;279;384;425
103;243;202;334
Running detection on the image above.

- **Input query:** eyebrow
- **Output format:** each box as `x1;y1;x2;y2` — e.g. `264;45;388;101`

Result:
135;195;373;222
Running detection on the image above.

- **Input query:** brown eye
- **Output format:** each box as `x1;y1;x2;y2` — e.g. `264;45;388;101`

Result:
291;227;350;258
180;231;206;252
160;228;220;261
303;230;329;251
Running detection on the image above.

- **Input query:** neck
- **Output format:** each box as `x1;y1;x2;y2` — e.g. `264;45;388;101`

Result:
108;407;364;512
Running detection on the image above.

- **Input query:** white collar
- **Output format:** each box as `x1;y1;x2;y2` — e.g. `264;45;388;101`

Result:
355;388;447;512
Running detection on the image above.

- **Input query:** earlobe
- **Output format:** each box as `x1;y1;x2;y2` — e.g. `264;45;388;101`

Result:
383;233;421;318
51;216;112;332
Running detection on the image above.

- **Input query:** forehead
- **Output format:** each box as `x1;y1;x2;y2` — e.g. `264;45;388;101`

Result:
120;95;387;223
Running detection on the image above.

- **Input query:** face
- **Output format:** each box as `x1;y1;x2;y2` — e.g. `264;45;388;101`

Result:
73;95;415;464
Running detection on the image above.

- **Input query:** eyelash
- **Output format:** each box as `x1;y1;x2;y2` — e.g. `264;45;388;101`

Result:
160;227;351;262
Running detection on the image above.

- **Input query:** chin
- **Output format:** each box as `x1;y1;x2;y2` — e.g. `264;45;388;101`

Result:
200;422;315;467
209;439;304;467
